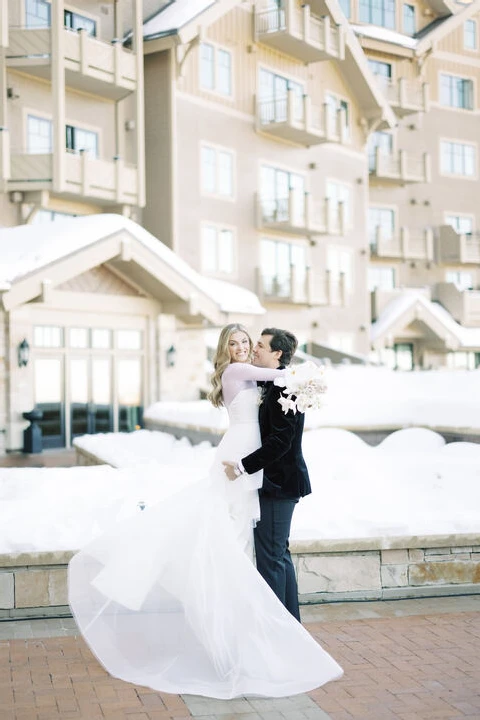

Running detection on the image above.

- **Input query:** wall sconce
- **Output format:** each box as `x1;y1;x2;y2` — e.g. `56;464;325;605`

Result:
18;339;30;368
7;87;19;100
166;345;177;368
124;119;136;131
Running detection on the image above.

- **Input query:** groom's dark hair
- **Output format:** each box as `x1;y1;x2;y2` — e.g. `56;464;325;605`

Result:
262;328;298;366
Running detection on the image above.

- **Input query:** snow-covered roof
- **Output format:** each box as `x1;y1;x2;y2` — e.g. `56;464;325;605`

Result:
143;0;215;40
0;215;265;319
372;291;480;349
352;24;418;50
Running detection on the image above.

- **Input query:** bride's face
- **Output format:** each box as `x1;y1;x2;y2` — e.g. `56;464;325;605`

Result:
228;331;251;363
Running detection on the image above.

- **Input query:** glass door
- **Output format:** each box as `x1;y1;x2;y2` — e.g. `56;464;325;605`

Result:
70;356;113;441
117;358;143;432
34;357;65;448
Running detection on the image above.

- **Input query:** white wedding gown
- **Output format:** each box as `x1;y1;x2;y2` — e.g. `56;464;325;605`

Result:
68;386;343;699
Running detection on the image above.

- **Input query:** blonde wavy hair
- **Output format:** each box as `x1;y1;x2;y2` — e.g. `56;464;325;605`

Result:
208;324;253;408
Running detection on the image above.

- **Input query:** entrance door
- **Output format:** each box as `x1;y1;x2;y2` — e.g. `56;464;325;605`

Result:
70;357;113;441
34;357;65;448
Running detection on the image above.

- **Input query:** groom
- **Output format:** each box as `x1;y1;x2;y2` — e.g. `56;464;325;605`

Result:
223;328;311;621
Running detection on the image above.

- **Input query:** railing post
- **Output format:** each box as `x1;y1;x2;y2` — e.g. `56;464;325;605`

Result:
399;149;407;181
302;3;310;42
255;192;263;228
425;228;434;261
338;200;346;236
339;271;346;307
337;24;345;60
323;102;332;140
322;14;330;52
114;154;123;203
78;149;87;196
287;88;295;125
338;107;347;143
423;152;431;183
459;233;467;264
325;269;332;305
306;266;313;304
375;225;382;255
398;77;407;108
285;0;293;31
400;226;408;259
290;264;297;302
0;0;8;48
422;82;430;113
288;188;295;225
374;146;381;176
113;38;122;86
0;127;10;185
305;191;312;231
325;196;332;234
303;93;310;129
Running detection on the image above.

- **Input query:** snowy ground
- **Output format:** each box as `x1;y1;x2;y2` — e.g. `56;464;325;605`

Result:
144;366;480;433
1;427;479;554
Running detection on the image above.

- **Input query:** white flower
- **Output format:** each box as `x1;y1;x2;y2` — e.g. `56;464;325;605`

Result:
275;361;328;415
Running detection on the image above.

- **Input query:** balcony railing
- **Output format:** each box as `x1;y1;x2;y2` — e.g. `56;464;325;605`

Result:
370;227;434;260
255;267;346;306
369;148;431;184
254;1;344;63
6;26;136;100
256;90;348;147
375;76;429;117
256;191;346;236
435;282;480;327
8;150;138;205
436;225;480;265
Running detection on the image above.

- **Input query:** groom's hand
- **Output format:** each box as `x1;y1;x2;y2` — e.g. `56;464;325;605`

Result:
222;461;239;481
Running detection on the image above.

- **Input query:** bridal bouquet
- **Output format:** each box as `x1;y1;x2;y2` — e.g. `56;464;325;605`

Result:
274;361;327;415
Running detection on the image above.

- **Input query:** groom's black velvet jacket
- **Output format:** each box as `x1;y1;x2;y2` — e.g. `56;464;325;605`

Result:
241;371;311;500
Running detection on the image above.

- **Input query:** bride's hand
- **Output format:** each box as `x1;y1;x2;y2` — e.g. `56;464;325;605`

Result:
222;461;239;481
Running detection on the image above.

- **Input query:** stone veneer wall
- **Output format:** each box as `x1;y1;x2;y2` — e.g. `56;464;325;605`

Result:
1;535;479;619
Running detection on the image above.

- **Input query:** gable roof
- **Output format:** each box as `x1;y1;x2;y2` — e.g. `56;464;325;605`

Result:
371;291;480;350
0;215;265;323
415;0;480;55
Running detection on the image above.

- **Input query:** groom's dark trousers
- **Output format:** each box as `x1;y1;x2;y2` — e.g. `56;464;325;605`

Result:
241;374;311;621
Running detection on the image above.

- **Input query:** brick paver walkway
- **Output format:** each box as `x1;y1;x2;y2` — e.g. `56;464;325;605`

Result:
1;598;479;720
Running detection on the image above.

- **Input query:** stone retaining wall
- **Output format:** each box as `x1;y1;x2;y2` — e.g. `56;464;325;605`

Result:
2;534;479;619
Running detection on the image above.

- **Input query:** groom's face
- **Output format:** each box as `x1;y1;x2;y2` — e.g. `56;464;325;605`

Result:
253;334;282;369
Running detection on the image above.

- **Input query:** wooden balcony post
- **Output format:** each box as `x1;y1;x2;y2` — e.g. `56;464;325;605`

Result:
459;233;467;264
114;155;123;203
302;3;311;42
306;266;313;305
338;200;346;236
399;149;407;181
52;0;66;193
325;196;333;234
400;226;408;259
425;228;434;261
303;93;311;129
422;82;430;113
305;191;312;231
325;269;332;305
0;127;10;184
133;0;145;207
398;77;407;108
339;271;346;307
375;225;382;255
0;0;8;48
337;25;345;60
322;15;330;52
287;88;295;125
80;150;88;197
374;146;381;175
285;0;293;29
79;28;88;75
288;188;295;225
338;106;347;144
423;152;431;183
255;192;263;228
113;38;122;86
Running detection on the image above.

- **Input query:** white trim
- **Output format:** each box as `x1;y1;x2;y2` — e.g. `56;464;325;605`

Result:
198;40;234;102
438;71;476;112
443;211;475;231
257;62;307;93
199;141;236;202
439;137;478;180
200;220;238;279
463;18;478;52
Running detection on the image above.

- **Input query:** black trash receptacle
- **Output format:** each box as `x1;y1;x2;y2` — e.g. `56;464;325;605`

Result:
23;409;43;454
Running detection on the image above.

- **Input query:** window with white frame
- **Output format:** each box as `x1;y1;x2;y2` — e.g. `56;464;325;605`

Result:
201;145;234;198
440;74;474;110
117;330;143;350
64;9;96;36
403;4;416;35
368;131;393;171
464;19;477;50
327;246;353;294
440;140;476;177
368;59;392;80
260;239;307;298
359;0;395;28
33;210;78;223
368;266;396;291
27;115;52;154
65;125;98;157
328;333;355;353
260;165;305;224
199;42;232;96
446;270;473;291
25;0;51;27
326;180;351;228
202;225;235;275
325;93;350;137
447;351;476;370
338;0;351;18
258;69;304;124
369;207;395;248
445;214;473;235
33;325;63;348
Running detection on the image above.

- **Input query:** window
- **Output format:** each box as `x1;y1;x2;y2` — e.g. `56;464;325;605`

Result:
33;210;78;223
403;4;415;35
260;239;307;298
117;330;142;350
464;20;477;50
199;42;232;97
393;343;414;371
326;181;351;227
446;271;473;291
25;0;51;27
445;215;473;235
260;165;305;225
447;351;476;370
368;266;396;291
202;225;235;275
327;246;353;294
27;115;52;154
201;145;234;197
92;329;111;349
259;69;304;124
65;125;98;157
368;59;392;80
359;0;395;29
369;207;395;248
325;93;350;137
64;9;96;36
33;326;63;348
440;74;474;110
368;131;393;171
338;0;351;18
441;141;476;177
69;328;89;349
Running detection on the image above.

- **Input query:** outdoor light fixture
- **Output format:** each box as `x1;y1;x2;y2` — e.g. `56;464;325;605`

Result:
18;338;30;368
166;345;177;368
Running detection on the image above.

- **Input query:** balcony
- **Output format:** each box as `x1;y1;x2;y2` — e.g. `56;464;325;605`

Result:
375;77;429;117
256;192;347;236
370;227;434;260
6;27;136;100
254;1;344;63
8;150;139;206
256;90;348;147
436;225;480;265
255;267;346;306
369;149;431;185
435;282;480;327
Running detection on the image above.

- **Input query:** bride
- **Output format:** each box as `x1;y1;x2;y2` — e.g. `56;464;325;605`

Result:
68;323;343;699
